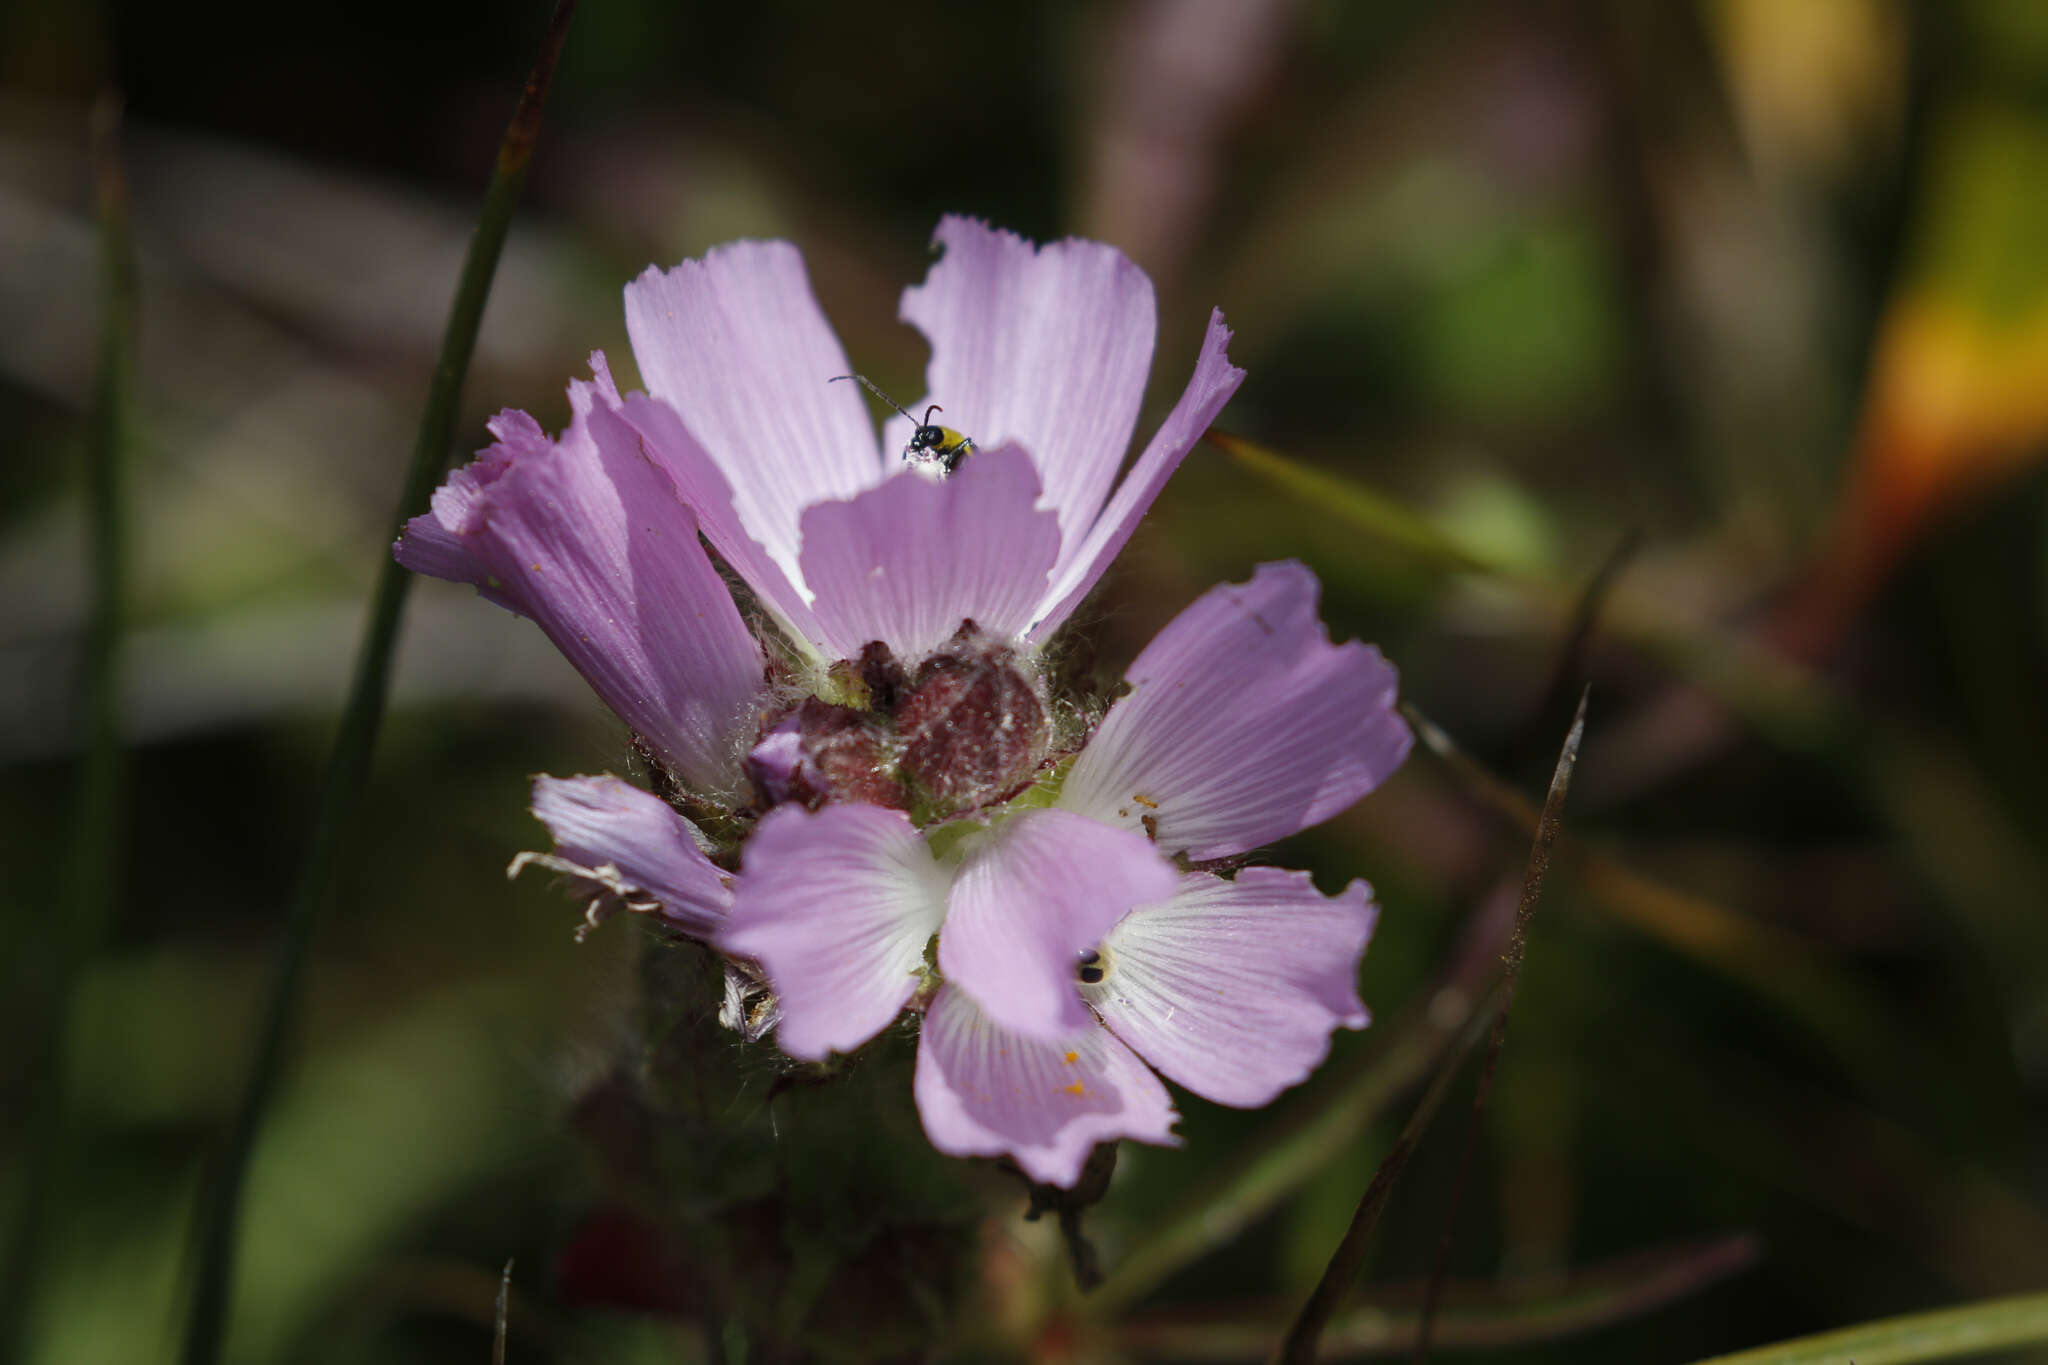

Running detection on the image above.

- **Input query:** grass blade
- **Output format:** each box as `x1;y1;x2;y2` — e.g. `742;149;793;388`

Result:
1400;702;1907;1096
0;90;138;1361
1276;696;1586;1365
1683;1291;2048;1365
493;1259;514;1365
175;8;576;1362
1206;430;1500;576
1412;690;1587;1361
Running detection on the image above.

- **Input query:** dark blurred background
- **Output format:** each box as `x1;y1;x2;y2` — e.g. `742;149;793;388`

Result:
5;0;2048;1360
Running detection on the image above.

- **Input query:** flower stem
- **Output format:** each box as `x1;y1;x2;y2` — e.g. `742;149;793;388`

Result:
174;8;575;1363
0;89;136;1362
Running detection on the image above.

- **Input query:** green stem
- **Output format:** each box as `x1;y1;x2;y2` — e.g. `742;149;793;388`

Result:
175;8;575;1363
1683;1291;2048;1365
0;90;136;1362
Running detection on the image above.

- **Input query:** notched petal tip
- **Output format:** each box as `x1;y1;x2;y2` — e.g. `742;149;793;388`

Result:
1058;560;1410;860
913;985;1179;1188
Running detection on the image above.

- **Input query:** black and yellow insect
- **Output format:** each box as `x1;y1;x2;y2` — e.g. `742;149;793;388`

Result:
832;373;977;476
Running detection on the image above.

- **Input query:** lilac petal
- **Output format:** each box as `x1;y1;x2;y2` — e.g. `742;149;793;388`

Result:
1059;561;1411;860
525;775;732;938
617;392;829;652
914;983;1179;1187
624;241;883;594
1029;309;1245;638
398;384;767;798
799;444;1062;662
718;804;950;1062
395;409;538;608
1085;869;1377;1108
898;216;1155;553
937;809;1179;1040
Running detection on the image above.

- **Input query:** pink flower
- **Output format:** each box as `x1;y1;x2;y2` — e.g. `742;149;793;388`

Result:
398;218;1412;1186
529;565;1410;1186
397;216;1242;800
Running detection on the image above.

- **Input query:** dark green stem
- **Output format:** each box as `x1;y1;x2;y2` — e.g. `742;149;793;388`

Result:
175;7;575;1362
0;90;136;1362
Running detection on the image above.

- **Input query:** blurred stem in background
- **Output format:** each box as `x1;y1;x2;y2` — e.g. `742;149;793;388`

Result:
173;6;575;1362
0;90;136;1362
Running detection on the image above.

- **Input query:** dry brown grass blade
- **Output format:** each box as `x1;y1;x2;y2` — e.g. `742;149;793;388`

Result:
1275;695;1588;1365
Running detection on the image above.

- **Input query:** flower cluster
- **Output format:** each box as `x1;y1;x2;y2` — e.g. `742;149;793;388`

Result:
398;217;1412;1187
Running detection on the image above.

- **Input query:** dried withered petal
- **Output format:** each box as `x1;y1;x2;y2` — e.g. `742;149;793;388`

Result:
895;637;1049;813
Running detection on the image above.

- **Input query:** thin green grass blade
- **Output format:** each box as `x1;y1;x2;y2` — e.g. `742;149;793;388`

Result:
175;7;576;1362
0;90;137;1362
1206;430;1502;577
1683;1291;2048;1365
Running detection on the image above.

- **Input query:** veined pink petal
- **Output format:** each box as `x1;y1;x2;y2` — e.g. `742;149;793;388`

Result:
617;390;829;652
937;809;1179;1040
898;216;1155;556
1084;868;1377;1107
717;804;950;1062
798;444;1062;662
1059;561;1411;859
395;409;535;606
528;775;732;937
913;984;1179;1188
396;387;767;799
1030;309;1245;637
624;240;883;594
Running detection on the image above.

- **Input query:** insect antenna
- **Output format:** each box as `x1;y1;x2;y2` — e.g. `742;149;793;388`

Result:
830;373;919;426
